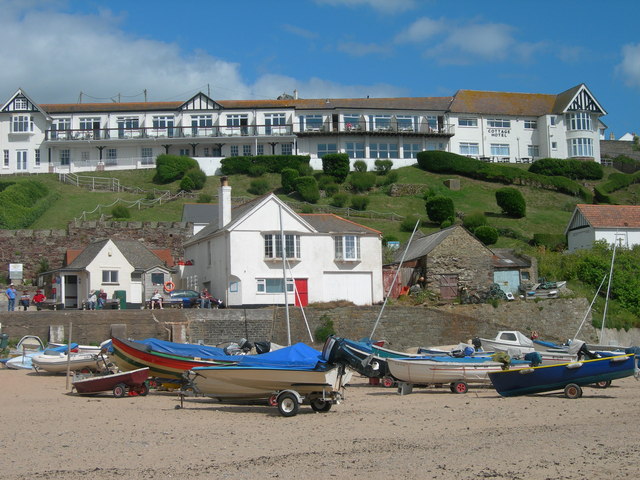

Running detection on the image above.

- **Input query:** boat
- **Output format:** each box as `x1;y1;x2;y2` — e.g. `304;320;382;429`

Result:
32;350;100;373
488;349;638;398
386;354;528;394
184;337;353;417
111;337;241;381
72;367;150;397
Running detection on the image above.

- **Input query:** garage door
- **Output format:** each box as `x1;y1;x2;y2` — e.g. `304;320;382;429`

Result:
322;272;372;305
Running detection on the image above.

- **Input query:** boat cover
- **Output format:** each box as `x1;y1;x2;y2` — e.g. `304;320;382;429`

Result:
230;343;324;369
136;338;228;359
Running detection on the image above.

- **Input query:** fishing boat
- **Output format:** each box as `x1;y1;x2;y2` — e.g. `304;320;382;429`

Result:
73;367;150;397
488;350;638;398
3;342;77;370
32;350;100;373
111;337;240;381
386;354;526;394
184;338;353;417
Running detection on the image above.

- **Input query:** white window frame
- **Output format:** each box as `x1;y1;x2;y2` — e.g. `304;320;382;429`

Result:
281;143;293;155
396;115;417;132
459;142;480;156
370;142;398;159
230;145;239;156
403;143;421;159
524;119;537;129
300;115;323;132
60;149;70;165
490;144;510;156
12;115;33;133
334;235;361;261
318;143;338;157
527;145;539;157
256;278;294;294
3;150;8;167
370;115;392;131
16;150;27;170
487;119;511;128
568;112;592;131
15;97;28;110
570;138;593;157
35;149;40;167
256;144;264;155
264;234;301;260
458;117;478;127
242;144;252;156
102;270;119;284
346;142;365;159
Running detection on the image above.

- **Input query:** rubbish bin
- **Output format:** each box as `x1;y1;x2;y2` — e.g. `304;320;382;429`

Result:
114;290;127;310
0;333;9;350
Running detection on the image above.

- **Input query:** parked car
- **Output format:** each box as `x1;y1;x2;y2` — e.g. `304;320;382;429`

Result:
168;289;201;308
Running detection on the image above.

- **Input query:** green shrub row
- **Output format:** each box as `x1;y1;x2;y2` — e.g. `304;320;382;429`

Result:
221;155;311;175
154;154;199;184
0;180;54;229
593;171;640;203
416;151;593;202
528;158;603;180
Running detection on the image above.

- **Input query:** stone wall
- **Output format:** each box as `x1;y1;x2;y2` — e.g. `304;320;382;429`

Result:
0;298;606;349
0;221;192;285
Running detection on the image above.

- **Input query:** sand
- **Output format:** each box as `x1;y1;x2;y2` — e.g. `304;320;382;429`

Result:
2;367;639;480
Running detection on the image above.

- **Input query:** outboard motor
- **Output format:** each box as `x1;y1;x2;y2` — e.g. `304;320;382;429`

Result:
472;337;482;351
254;341;271;355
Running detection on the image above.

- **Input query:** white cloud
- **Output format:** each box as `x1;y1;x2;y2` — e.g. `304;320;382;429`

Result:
315;0;417;13
394;17;445;44
426;23;516;63
617;43;640;88
282;24;318;40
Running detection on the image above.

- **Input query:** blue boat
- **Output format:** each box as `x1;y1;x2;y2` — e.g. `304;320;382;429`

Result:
488;353;637;398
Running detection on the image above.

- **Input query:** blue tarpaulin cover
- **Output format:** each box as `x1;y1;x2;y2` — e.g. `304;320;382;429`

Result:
137;338;228;359
191;343;324;370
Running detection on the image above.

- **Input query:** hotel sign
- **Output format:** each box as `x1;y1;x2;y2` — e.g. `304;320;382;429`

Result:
487;128;510;137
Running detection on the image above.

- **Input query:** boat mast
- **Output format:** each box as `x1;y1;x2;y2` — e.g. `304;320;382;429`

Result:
600;234;623;344
279;205;291;346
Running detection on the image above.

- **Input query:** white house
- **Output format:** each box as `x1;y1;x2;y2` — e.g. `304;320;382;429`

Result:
0;84;606;176
182;178;383;307
565;204;640;252
39;239;173;308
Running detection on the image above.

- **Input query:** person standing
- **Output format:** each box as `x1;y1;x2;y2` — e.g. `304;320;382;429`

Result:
5;284;17;311
200;288;212;309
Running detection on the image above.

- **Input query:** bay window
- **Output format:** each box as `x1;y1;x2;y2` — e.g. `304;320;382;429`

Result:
335;235;360;261
568;112;592;131
570;138;593;157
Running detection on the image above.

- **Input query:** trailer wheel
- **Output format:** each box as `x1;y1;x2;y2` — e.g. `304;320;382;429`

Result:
277;392;300;417
382;376;395;388
113;383;127;398
138;382;150;396
310;398;332;413
564;383;582;399
594;380;611;389
450;381;468;394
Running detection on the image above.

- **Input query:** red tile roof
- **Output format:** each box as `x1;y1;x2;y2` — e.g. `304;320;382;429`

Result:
577;204;640;228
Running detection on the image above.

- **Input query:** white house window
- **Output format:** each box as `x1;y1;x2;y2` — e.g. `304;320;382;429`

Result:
570;138;593;157
318;143;337;157
490;144;510;156
265;113;286;134
102;270;119;283
152;116;175;137
343;114;361;131
243;144;252;156
35;149;40;167
226;114;249;135
191;115;213;136
403;143;421;159
80;151;90;162
60;149;70;165
14;97;27;110
397;115;417;132
458;118;478;127
459;142;480;156
264;234;301;259
106;148;117;165
281;143;293;155
256;278;294;294
527;145;540;157
16;151;27;170
12;115;33;133
335;235;360;261
524;120;537;129
370;143;398;159
568;112;592;131
3;150;8;167
179;148;190;156
426;116;438;131
80;117;100;130
551;141;558;150
550;116;556;126
300;115;323;132
487;119;511;128
230;145;239;156
346;142;365;159
256;144;264;155
370;115;392;131
141;147;153;165
52;118;71;138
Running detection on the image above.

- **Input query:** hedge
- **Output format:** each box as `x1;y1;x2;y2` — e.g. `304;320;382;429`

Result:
528;158;603;180
0;180;54;229
594;171;640;203
221;155;311;175
416;151;593;202
154;154;199;183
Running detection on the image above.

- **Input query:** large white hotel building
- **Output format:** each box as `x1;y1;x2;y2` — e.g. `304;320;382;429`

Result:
0;83;606;176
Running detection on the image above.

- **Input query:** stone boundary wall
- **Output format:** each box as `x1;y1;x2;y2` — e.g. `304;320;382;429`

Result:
0;298;617;349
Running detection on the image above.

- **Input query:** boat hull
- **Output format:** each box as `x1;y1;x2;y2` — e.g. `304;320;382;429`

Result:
32;353;99;373
488;354;637;397
73;367;150;394
111;337;237;380
387;357;508;385
190;365;352;400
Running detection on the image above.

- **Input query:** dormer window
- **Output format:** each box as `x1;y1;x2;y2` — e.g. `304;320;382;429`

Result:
15;97;28;110
334;235;360;261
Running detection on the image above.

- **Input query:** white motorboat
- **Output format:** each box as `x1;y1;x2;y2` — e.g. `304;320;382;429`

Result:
32;351;100;373
478;331;574;364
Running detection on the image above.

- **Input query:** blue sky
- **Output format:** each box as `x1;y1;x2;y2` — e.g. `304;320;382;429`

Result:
3;0;640;138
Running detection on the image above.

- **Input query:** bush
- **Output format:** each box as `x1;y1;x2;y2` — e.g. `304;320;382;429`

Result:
379;170;399;186
154;154;198;184
295;176;320;203
330;192;349;207
374;159;393;175
316;174;337;189
248;178;270;195
183;168;206;190
0;180;52;229
349;172;376;192
221;155;311;175
425;195;455;224
474;225;499;245
350;195;370;211
179;175;196;192
353;160;367;172
324;183;340;196
462;212;488;231
400;215;421;232
197;193;212;203
281;168;299;194
531;233;567;251
529;158;603;180
314;314;336;343
248;164;267;177
322;153;350;183
495;187;526;218
111;205;131;219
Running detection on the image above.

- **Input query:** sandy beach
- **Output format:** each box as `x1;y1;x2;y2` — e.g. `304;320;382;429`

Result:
2;366;639;480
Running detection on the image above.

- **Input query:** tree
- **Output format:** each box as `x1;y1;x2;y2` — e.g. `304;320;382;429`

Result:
425;196;455;224
495;187;526;218
321;153;350;183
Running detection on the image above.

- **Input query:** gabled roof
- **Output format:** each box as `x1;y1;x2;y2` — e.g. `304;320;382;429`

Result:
566;204;640;233
1;88;51;118
491;249;531;269
66;239;169;271
300;214;381;235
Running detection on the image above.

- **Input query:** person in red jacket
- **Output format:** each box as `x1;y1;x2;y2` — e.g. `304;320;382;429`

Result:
32;290;46;310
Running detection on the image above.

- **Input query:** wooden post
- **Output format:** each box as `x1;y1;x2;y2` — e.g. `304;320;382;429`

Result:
65;322;73;390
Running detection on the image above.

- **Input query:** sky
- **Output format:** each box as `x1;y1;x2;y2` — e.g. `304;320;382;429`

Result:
2;0;640;138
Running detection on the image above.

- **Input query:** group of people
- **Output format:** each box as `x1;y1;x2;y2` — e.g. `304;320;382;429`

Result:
86;289;108;310
4;284;47;311
199;288;223;309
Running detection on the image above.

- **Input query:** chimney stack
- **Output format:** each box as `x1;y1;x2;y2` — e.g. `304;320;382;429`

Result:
219;176;231;229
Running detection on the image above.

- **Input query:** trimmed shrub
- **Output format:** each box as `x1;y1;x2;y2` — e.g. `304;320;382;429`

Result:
248;164;267;177
425;195;455;224
179;175;196;192
111;205;131;219
281;168;299;193
374;159;393;175
353;160;367;172
0;180;53;229
154;154;198;184
330;192;349;207
297;162;314;177
529;158;603;180
349;172;376;192
495;187;526;218
248;178;270;195
474;225;499;245
316;174;337;189
324;183;340;196
322;153;350;183
350;195;370;211
379;170;398;186
183;168;206;190
220;155;311;175
462;212;488;231
295;176;320;203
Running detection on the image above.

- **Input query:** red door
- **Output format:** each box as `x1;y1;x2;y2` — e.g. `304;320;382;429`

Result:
294;279;308;307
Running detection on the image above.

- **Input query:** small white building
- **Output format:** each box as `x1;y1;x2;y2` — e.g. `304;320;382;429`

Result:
565;204;640;252
182;178;383;307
